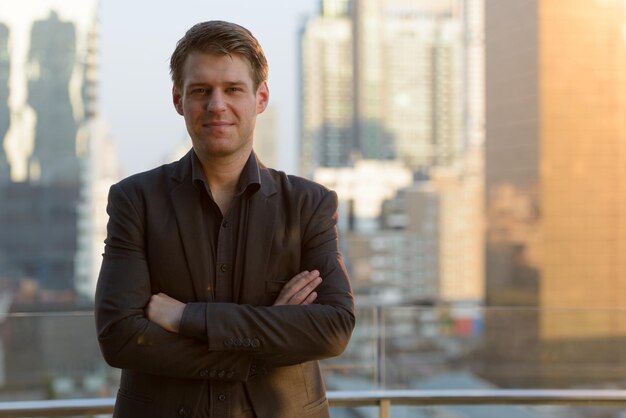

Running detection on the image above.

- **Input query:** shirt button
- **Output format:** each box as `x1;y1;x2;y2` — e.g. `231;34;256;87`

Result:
218;394;226;402
220;264;229;272
178;406;191;417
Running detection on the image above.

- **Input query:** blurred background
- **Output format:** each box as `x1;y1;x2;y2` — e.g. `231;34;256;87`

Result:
0;0;625;417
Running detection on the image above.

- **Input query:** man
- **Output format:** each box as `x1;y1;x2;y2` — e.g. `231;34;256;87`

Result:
95;21;355;418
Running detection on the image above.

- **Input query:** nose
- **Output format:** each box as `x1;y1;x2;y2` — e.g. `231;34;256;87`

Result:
206;91;226;113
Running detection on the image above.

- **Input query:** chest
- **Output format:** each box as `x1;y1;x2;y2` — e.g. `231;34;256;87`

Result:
144;197;304;306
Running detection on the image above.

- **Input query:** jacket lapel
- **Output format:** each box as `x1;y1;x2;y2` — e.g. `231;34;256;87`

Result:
169;151;213;302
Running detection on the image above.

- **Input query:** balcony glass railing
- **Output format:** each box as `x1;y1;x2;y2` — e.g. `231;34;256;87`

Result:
0;306;625;417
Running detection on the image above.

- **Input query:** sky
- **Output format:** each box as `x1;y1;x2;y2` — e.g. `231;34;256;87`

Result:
99;0;319;176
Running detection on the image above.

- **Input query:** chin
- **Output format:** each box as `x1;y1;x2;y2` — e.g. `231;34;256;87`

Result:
196;146;243;160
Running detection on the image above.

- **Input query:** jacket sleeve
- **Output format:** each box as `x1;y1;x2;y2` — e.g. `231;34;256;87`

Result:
181;189;356;367
95;183;255;382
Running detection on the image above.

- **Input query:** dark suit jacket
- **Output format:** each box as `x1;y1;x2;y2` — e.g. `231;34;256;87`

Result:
95;151;355;418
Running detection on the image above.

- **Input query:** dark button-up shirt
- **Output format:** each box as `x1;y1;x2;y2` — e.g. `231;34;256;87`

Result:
179;150;261;418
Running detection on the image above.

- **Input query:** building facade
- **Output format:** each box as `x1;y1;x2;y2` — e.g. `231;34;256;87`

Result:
300;0;355;177
301;0;468;175
485;0;626;339
0;0;108;300
484;0;626;386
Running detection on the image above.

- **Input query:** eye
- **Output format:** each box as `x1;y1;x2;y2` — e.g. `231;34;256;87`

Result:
226;87;242;93
190;88;208;95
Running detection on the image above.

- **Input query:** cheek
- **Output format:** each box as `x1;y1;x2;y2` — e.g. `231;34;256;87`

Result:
185;104;204;119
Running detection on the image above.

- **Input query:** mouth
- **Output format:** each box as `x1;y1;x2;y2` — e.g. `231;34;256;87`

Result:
203;121;233;128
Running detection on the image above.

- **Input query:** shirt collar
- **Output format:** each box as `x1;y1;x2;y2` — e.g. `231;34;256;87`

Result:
191;150;261;197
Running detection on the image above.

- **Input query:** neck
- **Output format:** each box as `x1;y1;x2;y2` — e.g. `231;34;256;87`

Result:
195;148;252;214
198;150;250;188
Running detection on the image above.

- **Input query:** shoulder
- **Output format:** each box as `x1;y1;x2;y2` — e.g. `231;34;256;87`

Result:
114;156;185;194
262;166;335;202
117;163;172;187
260;167;338;218
109;158;184;208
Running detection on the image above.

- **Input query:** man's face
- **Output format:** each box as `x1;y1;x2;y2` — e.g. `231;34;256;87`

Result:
173;52;269;161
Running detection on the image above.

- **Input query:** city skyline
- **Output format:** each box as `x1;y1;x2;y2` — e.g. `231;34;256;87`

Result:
0;0;103;298
2;0;626;405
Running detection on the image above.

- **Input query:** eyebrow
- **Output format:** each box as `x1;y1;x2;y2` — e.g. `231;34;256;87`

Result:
186;81;248;88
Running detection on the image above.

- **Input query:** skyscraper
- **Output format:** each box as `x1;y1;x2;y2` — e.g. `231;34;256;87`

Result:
484;0;626;386
301;0;466;174
538;0;626;340
75;117;119;300
486;0;626;338
0;1;103;297
300;0;354;177
0;22;9;182
377;0;464;169
26;11;81;185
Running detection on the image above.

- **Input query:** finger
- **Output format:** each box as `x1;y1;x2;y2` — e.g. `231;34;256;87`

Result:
284;270;319;292
274;270;320;305
274;272;308;302
287;276;322;305
292;270;310;280
301;291;318;305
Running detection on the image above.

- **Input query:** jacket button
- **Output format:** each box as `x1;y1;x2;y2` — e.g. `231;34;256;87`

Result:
242;337;251;347
227;370;235;378
224;338;233;347
220;263;229;272
233;337;242;347
218;394;226;401
199;369;209;378
178;406;191;417
218;370;226;378
251;338;260;348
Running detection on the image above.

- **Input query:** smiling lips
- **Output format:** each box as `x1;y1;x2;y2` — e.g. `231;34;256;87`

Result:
203;121;233;126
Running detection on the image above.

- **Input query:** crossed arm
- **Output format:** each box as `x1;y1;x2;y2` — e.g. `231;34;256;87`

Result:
145;270;324;333
96;182;355;381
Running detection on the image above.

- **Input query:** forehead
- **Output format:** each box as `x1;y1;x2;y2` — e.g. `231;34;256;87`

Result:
181;52;254;85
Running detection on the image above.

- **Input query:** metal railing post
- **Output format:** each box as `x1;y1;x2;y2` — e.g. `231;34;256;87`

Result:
379;398;391;418
375;305;385;388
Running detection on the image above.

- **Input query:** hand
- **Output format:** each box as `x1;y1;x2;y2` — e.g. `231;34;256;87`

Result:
145;293;186;333
273;270;323;306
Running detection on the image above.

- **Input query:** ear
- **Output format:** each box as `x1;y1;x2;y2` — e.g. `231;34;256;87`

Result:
255;81;269;115
172;85;184;116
